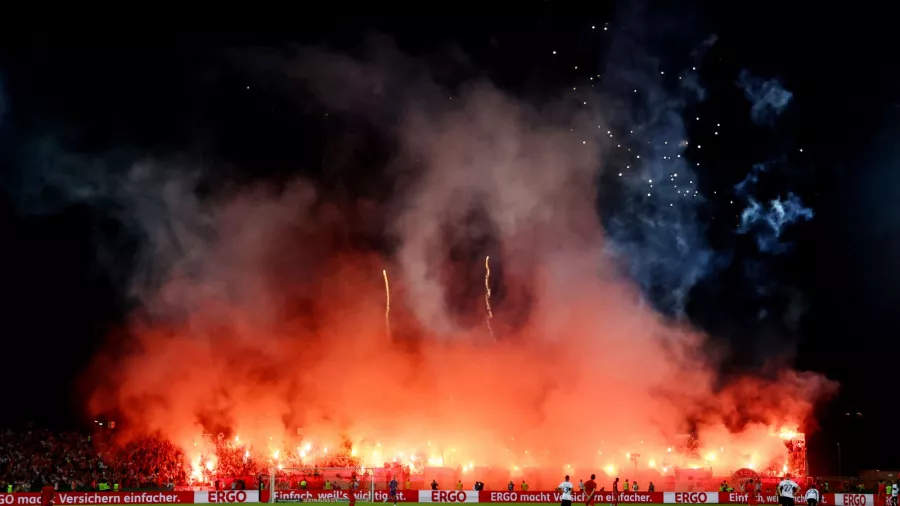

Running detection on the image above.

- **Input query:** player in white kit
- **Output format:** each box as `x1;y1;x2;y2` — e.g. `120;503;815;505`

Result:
778;475;800;506
805;484;820;506
558;475;575;506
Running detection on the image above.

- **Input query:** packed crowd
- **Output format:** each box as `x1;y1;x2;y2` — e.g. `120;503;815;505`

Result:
0;429;364;492
0;427;873;495
0;429;189;492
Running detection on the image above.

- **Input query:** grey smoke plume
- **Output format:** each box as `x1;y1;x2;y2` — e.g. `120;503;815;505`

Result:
600;34;717;317
0;79;5;124
680;34;719;102
1;33;836;479
3;140;323;324
732;77;813;255
737;193;814;254
736;70;793;125
5;141;212;310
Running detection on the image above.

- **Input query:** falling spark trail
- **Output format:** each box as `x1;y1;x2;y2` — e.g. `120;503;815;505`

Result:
485;256;495;341
383;269;391;338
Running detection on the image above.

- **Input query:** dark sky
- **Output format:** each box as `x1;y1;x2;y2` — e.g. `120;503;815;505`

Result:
0;5;898;477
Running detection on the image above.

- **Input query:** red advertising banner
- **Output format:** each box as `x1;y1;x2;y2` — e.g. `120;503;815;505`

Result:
1;490;873;505
479;491;663;503
194;491;260;503
264;490;417;503
473;491;859;504
4;492;194;505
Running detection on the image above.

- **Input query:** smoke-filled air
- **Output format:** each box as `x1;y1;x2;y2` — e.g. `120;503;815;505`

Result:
11;36;835;486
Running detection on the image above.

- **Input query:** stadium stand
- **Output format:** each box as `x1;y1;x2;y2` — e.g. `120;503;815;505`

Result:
0;427;867;495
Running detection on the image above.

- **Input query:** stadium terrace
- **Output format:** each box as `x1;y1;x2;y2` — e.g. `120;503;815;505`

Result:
0;427;807;493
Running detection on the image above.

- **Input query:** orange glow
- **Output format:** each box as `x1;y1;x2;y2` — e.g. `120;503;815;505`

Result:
779;428;798;440
80;77;835;483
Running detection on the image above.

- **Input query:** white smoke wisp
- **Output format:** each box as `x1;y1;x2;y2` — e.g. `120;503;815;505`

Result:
737;70;794;126
732;72;814;254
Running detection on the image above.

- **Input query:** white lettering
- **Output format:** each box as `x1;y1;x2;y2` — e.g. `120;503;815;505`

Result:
674;492;709;503
430;491;468;503
207;491;248;503
843;494;868;506
58;494;122;504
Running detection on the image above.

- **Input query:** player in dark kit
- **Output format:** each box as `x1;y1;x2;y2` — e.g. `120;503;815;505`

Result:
612;478;620;506
386;477;399;505
41;483;55;506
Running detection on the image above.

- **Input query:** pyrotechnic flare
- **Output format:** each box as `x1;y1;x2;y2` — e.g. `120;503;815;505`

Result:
383;269;391;338
485;256;495;341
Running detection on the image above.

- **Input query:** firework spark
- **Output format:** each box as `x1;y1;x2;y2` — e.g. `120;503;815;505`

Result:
383;269;391;338
485;256;495;341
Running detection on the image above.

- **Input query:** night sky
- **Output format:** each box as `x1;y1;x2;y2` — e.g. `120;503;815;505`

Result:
0;5;898;476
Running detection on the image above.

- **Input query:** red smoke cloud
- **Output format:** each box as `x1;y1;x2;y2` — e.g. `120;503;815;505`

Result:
84;48;835;484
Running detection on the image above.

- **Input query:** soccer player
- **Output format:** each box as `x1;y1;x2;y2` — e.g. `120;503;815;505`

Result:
584;474;598;506
348;477;358;506
778;474;800;506
892;481;898;506
386;477;399;505
558;475;575;506
879;481;888;506
747;480;758;506
41;482;55;506
805;483;820;506
612;478;620;506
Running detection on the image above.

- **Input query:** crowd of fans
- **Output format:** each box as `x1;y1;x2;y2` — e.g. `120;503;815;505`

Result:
0;428;368;492
0;427;877;494
0;429;189;492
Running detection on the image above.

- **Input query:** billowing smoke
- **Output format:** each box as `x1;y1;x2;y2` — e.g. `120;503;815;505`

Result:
733;71;814;254
735;164;815;254
6;38;834;484
0;79;5;124
737;194;814;253
736;70;794;126
598;30;716;318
